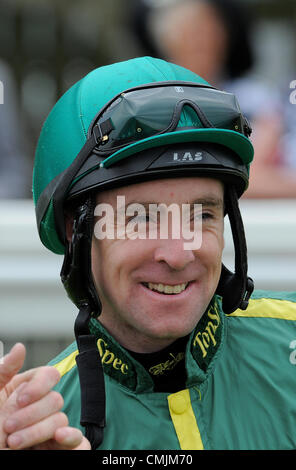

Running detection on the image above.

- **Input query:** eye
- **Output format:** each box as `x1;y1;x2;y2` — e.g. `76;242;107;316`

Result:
201;212;214;220
128;214;151;224
190;210;213;221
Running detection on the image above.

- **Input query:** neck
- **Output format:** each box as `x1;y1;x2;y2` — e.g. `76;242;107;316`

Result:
126;335;189;393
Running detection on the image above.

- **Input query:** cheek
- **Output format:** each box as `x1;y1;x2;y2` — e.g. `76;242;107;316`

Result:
198;229;224;271
91;238;117;291
91;239;122;313
91;238;149;292
91;239;104;291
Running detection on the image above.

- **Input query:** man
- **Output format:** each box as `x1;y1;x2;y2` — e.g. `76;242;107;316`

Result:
1;57;296;450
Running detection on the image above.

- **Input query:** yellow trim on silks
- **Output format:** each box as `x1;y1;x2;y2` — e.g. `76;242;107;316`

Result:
167;389;204;450
53;350;78;377
228;298;296;321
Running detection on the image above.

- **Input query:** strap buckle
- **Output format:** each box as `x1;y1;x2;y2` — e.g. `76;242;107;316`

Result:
93;118;114;145
240;277;254;310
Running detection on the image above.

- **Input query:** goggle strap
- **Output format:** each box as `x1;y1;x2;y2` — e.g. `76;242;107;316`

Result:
243;117;252;137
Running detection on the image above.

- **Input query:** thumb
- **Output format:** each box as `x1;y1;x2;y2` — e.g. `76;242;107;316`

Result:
0;343;26;391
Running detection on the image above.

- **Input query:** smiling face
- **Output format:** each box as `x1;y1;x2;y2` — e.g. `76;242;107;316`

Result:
91;177;224;353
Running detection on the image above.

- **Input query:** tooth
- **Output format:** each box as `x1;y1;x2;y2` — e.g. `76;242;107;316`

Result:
173;285;181;294
146;282;189;294
164;285;173;294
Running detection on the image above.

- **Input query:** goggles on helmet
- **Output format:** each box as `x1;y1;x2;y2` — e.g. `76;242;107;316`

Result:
88;81;251;168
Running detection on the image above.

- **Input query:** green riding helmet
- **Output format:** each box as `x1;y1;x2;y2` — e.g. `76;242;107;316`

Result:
32;56;254;449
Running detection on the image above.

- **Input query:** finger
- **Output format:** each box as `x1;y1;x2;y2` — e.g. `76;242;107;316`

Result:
30;430;91;451
7;411;68;450
3;390;64;434
16;366;61;408
0;382;28;449
0;344;26;390
54;426;91;450
2;367;46;402
73;436;92;451
1;382;28;417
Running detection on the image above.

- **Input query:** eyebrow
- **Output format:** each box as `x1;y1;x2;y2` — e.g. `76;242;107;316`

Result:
190;197;224;209
115;196;224;213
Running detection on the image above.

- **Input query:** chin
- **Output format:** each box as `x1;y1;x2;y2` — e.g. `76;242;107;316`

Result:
141;316;199;342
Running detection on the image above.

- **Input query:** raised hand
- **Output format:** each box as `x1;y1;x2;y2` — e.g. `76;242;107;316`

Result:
0;343;90;450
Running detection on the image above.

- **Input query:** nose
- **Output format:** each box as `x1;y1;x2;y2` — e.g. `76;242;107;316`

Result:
154;238;195;271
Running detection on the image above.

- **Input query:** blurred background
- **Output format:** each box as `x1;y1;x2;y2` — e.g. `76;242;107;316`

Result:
0;0;295;369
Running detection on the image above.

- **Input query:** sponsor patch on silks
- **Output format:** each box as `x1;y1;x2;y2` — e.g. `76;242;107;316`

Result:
89;318;154;392
191;299;223;371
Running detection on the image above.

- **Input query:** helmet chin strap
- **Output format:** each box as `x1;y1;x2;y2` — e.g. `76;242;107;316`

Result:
61;195;105;450
216;185;254;313
60;185;253;449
